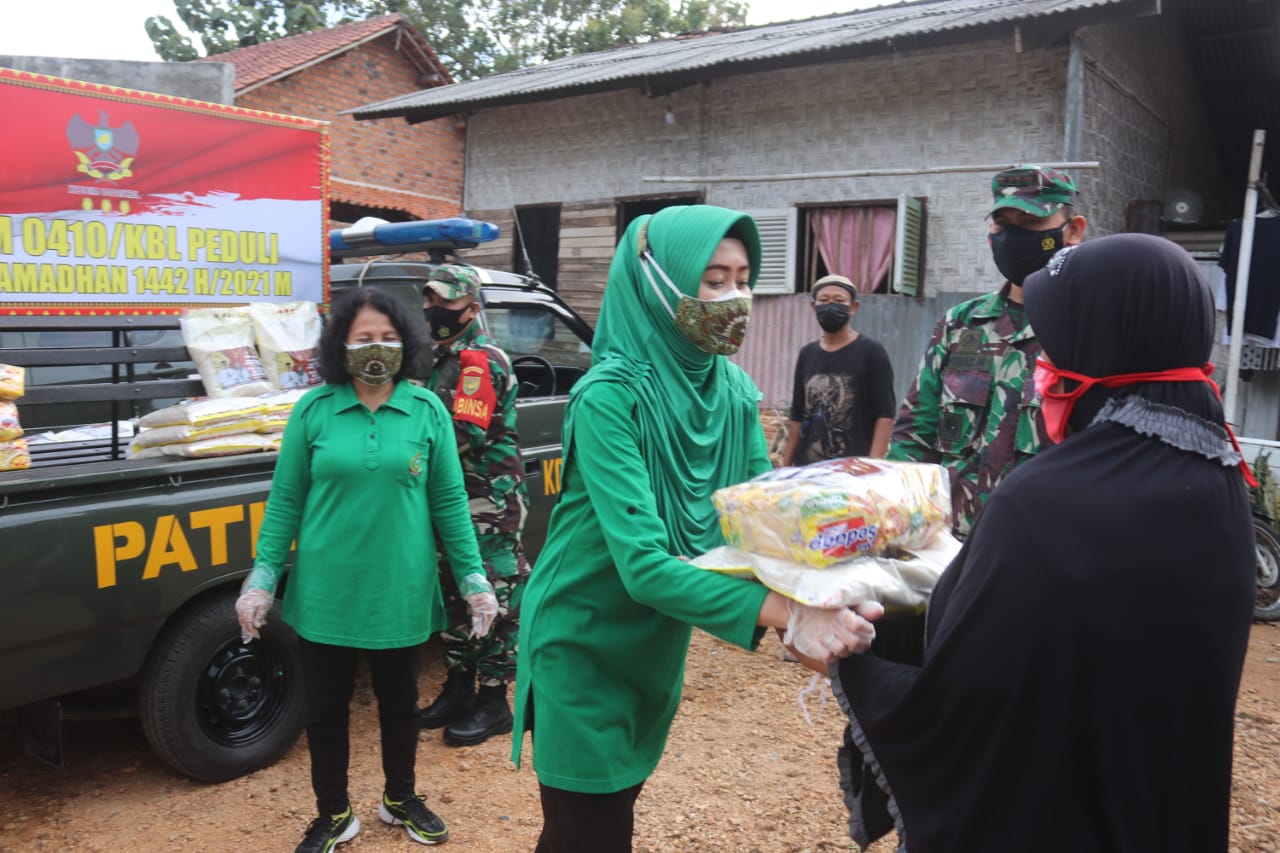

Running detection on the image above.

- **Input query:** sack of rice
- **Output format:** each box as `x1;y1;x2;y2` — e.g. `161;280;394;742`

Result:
249;301;322;391
156;432;275;458
180;307;272;398
138;397;268;429
712;457;951;568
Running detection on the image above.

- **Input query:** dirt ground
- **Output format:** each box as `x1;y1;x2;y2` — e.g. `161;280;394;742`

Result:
2;623;1279;853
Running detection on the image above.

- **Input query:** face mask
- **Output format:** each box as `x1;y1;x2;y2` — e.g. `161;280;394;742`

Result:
344;342;402;385
815;302;851;332
1031;359;1257;487
425;304;474;342
989;224;1066;285
640;250;752;355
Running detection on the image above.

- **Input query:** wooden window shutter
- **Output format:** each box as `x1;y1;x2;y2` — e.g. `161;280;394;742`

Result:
892;194;924;296
742;208;796;295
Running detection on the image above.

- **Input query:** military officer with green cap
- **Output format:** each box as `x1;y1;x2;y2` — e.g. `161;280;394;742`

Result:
888;165;1088;538
419;263;530;746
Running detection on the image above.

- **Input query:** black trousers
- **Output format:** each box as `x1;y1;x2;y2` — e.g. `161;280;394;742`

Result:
534;782;645;853
297;637;421;815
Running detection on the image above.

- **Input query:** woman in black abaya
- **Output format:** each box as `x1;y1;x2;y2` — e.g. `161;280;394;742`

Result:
834;233;1256;852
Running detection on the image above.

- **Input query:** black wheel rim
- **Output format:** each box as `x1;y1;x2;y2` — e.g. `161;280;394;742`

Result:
195;638;290;747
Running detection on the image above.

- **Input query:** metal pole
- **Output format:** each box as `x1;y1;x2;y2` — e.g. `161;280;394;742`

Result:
641;160;1102;184
1224;129;1267;428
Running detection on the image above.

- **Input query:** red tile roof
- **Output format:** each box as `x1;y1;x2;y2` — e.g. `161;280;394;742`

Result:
196;13;449;92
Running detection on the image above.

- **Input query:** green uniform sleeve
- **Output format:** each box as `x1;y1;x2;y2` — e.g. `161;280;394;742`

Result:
571;383;769;648
248;396;314;591
888;318;947;464
426;394;486;588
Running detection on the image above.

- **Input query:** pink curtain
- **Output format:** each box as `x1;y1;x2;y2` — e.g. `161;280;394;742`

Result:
814;207;897;294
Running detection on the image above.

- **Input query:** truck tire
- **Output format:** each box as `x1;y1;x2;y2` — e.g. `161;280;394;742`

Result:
138;591;306;782
1255;518;1280;622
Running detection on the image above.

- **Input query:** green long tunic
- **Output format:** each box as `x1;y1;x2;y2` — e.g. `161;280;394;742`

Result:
512;379;772;793
253;380;484;649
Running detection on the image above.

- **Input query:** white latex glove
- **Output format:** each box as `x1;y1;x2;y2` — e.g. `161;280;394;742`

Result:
235;588;273;642
783;601;882;662
466;590;499;639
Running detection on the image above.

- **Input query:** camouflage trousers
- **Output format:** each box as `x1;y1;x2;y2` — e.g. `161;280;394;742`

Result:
436;537;527;687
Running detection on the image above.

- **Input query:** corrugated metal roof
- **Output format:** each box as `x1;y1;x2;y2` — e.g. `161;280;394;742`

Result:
351;0;1156;121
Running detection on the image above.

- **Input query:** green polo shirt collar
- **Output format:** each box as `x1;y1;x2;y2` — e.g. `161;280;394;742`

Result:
329;379;416;415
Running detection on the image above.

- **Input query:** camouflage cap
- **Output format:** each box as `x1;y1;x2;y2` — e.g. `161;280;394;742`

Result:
989;165;1077;218
424;264;482;300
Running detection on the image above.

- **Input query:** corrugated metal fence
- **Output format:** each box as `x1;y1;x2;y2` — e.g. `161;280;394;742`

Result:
732;291;978;410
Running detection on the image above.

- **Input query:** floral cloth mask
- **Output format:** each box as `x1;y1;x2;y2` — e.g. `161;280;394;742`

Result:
639;249;752;355
1033;357;1257;486
344;342;402;386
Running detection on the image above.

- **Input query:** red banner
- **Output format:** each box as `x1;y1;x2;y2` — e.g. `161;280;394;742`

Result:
0;69;329;315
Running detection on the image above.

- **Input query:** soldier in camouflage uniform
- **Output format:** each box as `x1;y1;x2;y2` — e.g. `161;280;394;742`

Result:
888;165;1088;538
418;264;531;746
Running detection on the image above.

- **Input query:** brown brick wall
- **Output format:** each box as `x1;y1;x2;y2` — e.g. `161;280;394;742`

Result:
236;35;464;224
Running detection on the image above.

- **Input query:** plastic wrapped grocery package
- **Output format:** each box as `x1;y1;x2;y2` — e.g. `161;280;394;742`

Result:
712;457;951;569
128;416;265;453
0;438;30;471
0;364;23;399
692;534;961;610
0;401;22;441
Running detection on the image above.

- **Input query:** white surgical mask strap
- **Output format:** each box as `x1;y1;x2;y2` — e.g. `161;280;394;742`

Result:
639;250;684;319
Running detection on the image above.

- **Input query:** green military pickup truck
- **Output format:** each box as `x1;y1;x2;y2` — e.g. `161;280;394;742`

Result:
0;221;592;782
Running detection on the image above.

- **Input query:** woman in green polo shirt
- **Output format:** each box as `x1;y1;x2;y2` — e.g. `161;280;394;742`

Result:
512;204;882;852
235;288;499;853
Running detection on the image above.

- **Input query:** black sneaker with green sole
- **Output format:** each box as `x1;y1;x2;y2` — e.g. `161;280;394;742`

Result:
379;793;449;845
295;806;360;853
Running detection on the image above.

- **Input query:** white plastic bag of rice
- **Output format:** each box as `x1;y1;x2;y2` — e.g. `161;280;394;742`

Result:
180;307;272;398
250;301;322;391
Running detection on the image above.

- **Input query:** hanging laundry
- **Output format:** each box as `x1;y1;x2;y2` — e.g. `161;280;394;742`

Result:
1220;213;1280;343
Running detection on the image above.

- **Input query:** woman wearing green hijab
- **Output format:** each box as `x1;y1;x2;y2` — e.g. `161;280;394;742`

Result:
511;204;882;851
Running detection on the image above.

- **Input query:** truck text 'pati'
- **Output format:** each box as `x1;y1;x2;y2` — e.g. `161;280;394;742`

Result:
92;501;267;589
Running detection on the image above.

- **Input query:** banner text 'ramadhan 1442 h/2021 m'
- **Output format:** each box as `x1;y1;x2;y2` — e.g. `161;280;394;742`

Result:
0;68;329;315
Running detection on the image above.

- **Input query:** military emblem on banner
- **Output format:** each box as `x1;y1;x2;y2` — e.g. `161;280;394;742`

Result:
461;364;484;396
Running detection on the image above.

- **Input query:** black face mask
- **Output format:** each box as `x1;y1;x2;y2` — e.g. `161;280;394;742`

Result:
815;302;851;332
989;224;1066;285
425;304;473;342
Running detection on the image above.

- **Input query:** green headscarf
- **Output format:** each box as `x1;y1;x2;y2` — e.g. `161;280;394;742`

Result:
564;204;765;556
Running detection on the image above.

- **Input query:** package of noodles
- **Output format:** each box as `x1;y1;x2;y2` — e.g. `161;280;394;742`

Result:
0;401;22;440
138;397;269;429
180;307;272;398
249;302;322;391
0;364;24;399
712;458;951;568
0;438;30;471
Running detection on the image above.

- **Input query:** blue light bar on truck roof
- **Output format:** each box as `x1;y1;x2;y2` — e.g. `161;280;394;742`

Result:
329;216;500;254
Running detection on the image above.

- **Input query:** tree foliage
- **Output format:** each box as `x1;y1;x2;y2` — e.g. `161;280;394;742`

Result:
146;0;749;79
147;0;331;61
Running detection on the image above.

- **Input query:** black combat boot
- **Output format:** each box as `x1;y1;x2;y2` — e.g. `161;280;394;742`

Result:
442;683;513;746
419;667;475;730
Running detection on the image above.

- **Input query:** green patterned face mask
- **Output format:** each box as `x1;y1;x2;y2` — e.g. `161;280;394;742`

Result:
344;342;402;385
639;250;752;355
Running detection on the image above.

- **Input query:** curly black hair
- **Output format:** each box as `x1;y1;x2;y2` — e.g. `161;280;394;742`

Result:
317;287;425;385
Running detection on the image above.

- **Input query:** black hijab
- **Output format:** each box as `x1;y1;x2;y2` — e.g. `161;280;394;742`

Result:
1024;232;1223;430
835;233;1255;853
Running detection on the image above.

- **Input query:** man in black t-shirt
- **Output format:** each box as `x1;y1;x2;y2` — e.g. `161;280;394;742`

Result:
779;274;896;465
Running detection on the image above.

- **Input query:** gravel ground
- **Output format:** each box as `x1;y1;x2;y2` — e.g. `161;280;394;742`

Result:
1;623;1278;852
